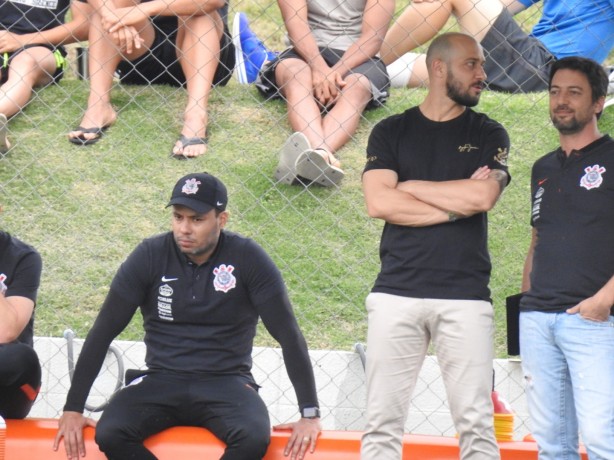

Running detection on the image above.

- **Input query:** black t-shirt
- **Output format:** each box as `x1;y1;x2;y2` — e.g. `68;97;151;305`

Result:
364;106;510;301
0;0;74;34
521;135;614;314
0;231;42;346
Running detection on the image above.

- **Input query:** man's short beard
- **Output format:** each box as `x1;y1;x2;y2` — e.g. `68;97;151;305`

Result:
446;78;480;107
184;242;216;258
551;116;585;135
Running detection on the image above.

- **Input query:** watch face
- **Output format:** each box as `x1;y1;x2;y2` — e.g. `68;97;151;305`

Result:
302;407;320;418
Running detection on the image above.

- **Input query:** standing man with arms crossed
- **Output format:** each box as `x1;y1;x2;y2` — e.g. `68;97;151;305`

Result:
361;32;510;460
0;209;43;419
54;172;321;460
520;57;614;460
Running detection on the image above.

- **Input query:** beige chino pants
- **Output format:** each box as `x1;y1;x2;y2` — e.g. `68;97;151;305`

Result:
361;293;500;460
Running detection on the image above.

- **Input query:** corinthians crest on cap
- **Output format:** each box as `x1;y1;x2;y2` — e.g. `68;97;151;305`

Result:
168;172;228;213
182;178;201;195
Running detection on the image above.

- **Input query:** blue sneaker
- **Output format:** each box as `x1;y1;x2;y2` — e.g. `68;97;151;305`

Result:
232;12;277;84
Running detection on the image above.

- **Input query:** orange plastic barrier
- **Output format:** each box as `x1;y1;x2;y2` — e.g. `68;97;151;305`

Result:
3;418;587;460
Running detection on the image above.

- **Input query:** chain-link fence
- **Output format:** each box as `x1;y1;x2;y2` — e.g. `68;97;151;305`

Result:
1;0;613;440
32;335;530;437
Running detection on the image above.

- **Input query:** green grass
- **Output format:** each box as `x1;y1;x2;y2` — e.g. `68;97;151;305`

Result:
1;2;613;356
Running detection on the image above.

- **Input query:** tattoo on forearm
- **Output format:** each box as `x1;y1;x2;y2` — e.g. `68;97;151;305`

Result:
490;169;508;192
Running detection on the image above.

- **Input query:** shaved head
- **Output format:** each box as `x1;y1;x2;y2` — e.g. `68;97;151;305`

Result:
426;32;480;72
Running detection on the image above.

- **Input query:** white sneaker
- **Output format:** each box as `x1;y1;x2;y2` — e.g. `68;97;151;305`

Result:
274;132;311;185
295;148;345;187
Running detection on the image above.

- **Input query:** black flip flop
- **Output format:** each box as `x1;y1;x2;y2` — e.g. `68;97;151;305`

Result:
68;126;110;146
170;134;208;160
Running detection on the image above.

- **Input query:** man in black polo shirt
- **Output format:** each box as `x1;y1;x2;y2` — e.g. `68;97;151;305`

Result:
0;213;43;419
54;172;321;460
361;32;510;460
519;57;614;460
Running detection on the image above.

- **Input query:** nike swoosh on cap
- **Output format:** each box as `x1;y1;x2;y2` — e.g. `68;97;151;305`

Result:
161;276;178;282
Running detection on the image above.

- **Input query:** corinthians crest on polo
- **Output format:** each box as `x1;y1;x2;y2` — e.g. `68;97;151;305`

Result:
213;264;236;293
580;164;606;190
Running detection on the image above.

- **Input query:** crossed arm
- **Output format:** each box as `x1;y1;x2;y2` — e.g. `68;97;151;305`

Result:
88;0;224;54
362;166;508;227
94;0;225;24
0;0;93;53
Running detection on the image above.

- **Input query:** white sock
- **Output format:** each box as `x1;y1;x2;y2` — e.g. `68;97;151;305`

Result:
387;52;420;88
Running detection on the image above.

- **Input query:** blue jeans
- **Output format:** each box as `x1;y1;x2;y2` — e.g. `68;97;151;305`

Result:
520;311;614;460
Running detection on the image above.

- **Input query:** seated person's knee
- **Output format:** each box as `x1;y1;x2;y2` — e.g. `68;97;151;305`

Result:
342;73;373;98
226;422;271;456
94;417;138;452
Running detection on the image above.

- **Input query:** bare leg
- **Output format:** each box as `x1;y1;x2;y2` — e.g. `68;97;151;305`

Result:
0;47;57;118
172;12;223;158
68;0;154;143
319;73;372;155
381;1;454;65
0;47;57;151
276;60;372;164
276;58;327;148
382;0;504;87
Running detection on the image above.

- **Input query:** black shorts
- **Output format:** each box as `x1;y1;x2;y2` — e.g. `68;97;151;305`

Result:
256;46;390;109
1;44;66;85
481;9;556;93
116;14;235;88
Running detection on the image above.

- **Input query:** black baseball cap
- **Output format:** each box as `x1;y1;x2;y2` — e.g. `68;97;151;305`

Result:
166;172;228;213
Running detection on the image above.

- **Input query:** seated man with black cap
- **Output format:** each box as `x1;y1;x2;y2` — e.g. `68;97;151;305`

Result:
54;172;321;460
